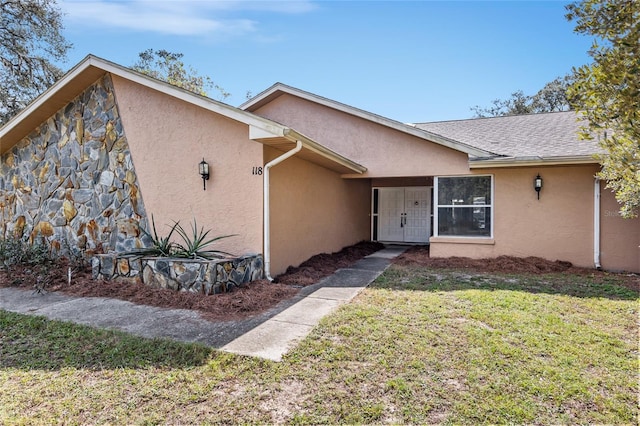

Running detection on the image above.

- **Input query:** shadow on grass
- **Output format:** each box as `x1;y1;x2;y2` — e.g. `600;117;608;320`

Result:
373;265;639;301
0;310;215;371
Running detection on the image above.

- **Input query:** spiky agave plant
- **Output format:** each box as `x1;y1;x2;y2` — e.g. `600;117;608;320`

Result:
173;219;235;260
124;215;179;258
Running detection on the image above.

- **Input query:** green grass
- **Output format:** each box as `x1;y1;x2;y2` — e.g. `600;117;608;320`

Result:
1;265;637;424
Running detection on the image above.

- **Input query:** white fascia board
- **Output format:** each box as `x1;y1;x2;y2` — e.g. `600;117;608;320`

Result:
469;155;599;168
98;57;290;137
239;83;282;110
249;125;285;140
242;83;494;158
1;55;290;143
249;124;367;174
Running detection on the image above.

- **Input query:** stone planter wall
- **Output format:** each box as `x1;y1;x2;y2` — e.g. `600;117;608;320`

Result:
92;253;264;294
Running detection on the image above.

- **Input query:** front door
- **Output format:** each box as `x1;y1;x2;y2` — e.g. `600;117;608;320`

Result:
376;187;431;243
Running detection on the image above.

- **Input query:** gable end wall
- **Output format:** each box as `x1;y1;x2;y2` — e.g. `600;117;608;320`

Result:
0;75;148;256
251;94;471;177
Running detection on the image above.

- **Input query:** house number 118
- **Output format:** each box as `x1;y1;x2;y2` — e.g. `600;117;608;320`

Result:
252;167;263;175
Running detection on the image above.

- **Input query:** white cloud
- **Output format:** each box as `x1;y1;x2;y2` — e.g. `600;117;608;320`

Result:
223;1;318;14
59;0;316;36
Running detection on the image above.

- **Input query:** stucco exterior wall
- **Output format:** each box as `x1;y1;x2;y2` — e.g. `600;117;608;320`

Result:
267;146;370;275
599;183;640;272
372;177;434;187
252;94;470;177
431;165;605;269
111;75;264;257
252;93;639;273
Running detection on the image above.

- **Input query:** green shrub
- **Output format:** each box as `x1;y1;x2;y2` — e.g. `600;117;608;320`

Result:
0;236;56;291
131;214;179;258
0;237;53;271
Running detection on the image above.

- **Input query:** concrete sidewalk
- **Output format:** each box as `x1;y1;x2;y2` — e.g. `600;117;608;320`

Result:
0;245;407;362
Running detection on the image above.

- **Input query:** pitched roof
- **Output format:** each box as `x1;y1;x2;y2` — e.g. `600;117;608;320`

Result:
241;82;494;158
0;55;365;174
413;111;602;166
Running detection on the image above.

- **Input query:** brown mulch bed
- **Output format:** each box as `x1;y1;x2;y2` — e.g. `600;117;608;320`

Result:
0;241;385;321
393;246;576;274
274;241;385;286
394;246;640;290
3;243;636;321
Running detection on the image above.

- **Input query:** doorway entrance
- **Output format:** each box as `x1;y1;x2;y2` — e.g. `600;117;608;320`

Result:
373;187;431;243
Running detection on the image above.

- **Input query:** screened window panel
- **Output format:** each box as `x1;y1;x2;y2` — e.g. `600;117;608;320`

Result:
437;176;492;206
437;207;491;237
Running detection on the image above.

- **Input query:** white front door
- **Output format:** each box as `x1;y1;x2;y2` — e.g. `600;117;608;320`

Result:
404;187;431;243
377;188;405;241
376;187;431;243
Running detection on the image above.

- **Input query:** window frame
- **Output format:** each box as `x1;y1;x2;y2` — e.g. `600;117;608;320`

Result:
433;174;494;239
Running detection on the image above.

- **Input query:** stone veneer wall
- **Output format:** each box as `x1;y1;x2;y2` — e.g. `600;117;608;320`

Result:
1;74;265;291
93;253;264;294
0;75;149;255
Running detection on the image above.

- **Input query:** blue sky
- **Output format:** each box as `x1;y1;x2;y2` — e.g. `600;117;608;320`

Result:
58;0;593;122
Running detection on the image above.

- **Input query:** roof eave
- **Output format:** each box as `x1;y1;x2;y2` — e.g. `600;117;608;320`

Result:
242;83;494;158
0;55;107;153
1;54;365;176
0;55;292;154
469;155;599;168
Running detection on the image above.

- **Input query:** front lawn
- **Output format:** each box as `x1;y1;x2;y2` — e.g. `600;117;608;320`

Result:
1;265;637;424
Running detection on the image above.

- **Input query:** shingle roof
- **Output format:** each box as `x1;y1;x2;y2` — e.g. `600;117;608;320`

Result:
413;111;601;160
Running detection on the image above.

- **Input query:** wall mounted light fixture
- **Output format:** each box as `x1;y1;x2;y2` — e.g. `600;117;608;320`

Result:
199;158;210;190
534;174;543;200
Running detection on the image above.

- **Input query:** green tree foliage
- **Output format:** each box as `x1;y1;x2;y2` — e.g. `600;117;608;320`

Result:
131;49;230;100
0;0;71;125
471;76;573;118
566;0;639;218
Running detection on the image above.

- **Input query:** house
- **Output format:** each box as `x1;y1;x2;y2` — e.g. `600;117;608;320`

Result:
0;55;638;277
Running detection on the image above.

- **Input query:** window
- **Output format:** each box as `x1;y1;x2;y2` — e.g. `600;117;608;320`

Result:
434;175;493;237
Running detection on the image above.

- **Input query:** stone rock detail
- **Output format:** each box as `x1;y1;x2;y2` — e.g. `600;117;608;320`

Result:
1;74;265;293
93;254;264;295
0;75;150;256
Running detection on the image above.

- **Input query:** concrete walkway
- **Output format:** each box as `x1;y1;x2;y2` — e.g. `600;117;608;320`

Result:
0;245;407;362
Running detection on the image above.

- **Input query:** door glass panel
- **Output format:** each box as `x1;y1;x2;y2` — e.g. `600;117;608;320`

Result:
373;189;379;214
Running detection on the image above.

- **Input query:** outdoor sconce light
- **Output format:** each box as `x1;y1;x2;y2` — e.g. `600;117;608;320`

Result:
199;158;209;190
534;174;543;200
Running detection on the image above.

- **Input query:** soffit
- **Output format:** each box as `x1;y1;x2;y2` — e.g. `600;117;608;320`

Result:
0;66;106;154
1;55;366;175
0;55;291;154
254;135;366;175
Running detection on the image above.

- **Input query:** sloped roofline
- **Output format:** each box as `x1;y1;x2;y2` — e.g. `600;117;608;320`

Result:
0;55;365;174
469;155;599;168
240;82;495;158
413;111;601;167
